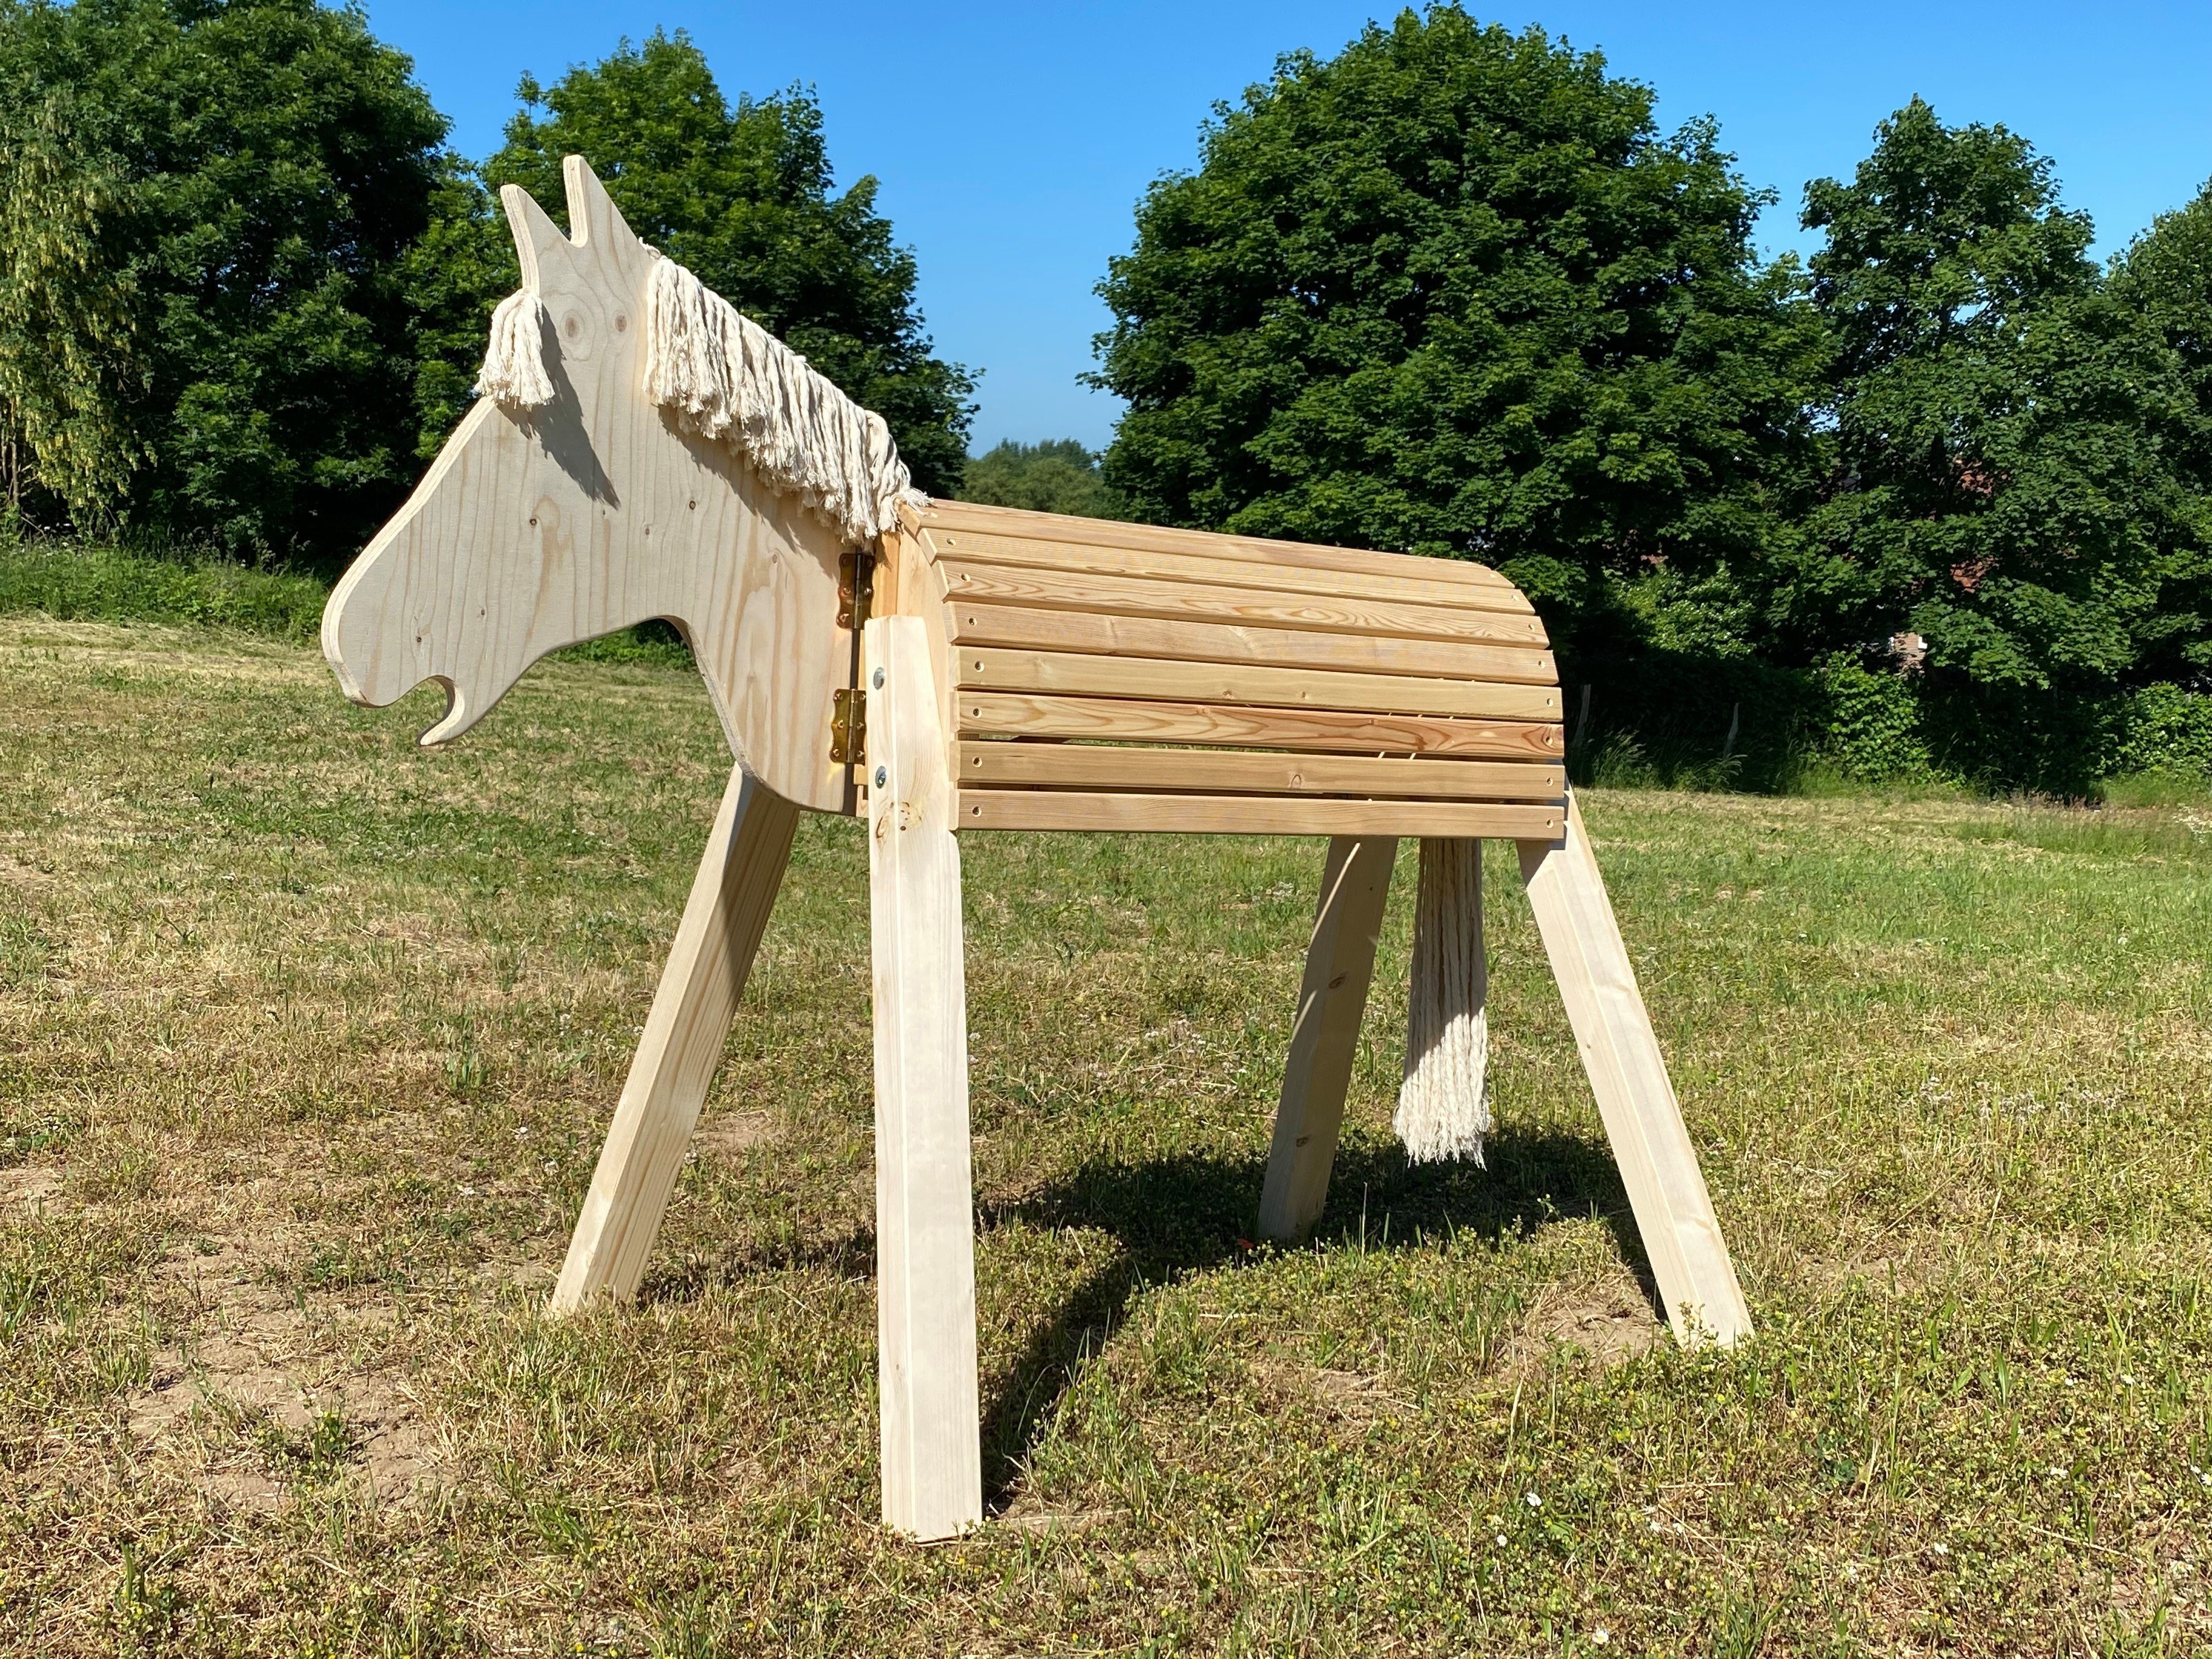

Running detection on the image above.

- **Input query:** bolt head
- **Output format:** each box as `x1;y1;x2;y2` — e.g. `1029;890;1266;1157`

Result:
873;766;887;788
871;668;885;690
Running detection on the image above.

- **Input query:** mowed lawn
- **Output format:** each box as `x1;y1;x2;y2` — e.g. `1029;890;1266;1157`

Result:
4;618;2211;1657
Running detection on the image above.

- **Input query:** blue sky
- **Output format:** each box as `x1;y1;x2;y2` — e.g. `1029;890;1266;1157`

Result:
358;1;2212;453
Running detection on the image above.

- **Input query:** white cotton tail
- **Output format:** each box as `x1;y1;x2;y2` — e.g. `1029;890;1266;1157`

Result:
1396;837;1490;1165
640;254;926;544
474;290;556;408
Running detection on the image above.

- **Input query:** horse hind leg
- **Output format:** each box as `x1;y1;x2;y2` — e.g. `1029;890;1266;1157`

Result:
863;614;983;1539
549;764;798;1313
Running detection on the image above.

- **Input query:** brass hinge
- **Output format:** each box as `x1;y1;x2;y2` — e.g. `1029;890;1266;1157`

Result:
830;686;866;765
837;549;876;630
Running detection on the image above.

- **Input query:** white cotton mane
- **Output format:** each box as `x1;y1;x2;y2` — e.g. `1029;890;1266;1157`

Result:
473;253;926;546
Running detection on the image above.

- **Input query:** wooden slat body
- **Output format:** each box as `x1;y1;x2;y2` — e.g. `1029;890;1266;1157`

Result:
908;500;1567;840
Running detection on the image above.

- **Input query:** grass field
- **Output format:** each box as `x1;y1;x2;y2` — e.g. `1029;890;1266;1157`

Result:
4;617;2211;1656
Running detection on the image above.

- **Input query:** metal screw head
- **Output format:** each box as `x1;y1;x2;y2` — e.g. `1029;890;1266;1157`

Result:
871;667;885;690
873;766;887;789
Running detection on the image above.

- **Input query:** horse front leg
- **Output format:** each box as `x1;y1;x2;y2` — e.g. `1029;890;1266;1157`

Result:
549;764;798;1312
862;614;983;1539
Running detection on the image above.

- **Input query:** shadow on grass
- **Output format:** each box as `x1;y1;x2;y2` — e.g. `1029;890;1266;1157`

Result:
977;1123;1644;1508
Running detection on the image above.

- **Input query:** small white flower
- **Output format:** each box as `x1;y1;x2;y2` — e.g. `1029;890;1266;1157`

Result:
1843;1562;1859;1582
543;1160;557;1172
1932;1542;1949;1556
2121;1373;2136;1386
2048;1465;2069;1479
1649;1520;1663;1533
1495;1533;1508;1548
515;1126;531;1139
457;1184;476;1197
1525;1491;1542;1510
1593;1630;1611;1648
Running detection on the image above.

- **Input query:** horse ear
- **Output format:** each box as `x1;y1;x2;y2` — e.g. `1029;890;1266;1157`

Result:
563;155;644;260
499;183;566;291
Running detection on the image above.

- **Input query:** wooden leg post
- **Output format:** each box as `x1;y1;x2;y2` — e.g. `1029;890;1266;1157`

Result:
1257;836;1398;1242
550;765;799;1313
1517;791;1751;1345
863;616;984;1539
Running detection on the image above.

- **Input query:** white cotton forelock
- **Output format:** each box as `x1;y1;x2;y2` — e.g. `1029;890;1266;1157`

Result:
640;253;926;545
474;290;556;408
1395;837;1491;1165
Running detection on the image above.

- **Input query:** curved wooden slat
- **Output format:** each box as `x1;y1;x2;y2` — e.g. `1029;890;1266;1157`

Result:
956;743;1565;800
955;690;1565;760
942;603;1558;685
935;562;1550;649
916;499;1519;595
926;528;1535;617
957;790;1563;838
953;648;1561;722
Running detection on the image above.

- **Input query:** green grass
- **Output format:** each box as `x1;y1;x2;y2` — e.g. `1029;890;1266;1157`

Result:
3;618;2210;1655
0;539;330;644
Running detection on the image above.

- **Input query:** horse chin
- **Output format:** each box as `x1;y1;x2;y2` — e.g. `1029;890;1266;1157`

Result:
416;677;487;748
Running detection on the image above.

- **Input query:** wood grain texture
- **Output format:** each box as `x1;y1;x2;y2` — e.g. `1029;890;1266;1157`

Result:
935;562;1549;650
952;647;1560;722
549;766;798;1312
1517;792;1752;1346
957;744;1566;802
864;616;984;1539
958;791;1561;838
918;498;1521;595
1256;837;1398;1240
924;527;1534;617
943;602;1558;685
323;157;855;812
955;690;1566;761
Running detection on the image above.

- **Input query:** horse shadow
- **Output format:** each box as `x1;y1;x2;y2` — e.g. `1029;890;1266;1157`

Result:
974;1123;1646;1508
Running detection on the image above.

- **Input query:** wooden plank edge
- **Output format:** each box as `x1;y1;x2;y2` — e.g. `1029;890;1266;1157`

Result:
956;791;1565;838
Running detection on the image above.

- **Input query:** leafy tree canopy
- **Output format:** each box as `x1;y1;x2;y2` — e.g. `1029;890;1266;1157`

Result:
958;438;1122;519
483;32;973;495
1090;3;1825;645
0;0;447;560
1792;100;2209;783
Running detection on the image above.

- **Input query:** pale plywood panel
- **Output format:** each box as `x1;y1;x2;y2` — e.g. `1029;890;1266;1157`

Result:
958;790;1561;838
957;743;1566;801
925;528;1534;617
935;561;1549;650
943;601;1558;685
953;646;1561;722
955;689;1565;761
325;157;856;813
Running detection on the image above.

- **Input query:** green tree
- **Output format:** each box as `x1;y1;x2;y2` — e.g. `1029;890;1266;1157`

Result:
0;0;449;561
1798;100;2210;786
1090;4;1824;660
486;32;973;495
0;87;144;528
958;438;1122;518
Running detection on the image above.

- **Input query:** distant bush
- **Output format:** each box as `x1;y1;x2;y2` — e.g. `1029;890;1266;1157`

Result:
2111;683;2212;778
0;539;326;642
1815;655;1936;782
958;439;1122;520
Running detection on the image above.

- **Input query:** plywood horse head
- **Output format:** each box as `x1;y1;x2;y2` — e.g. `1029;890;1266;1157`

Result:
325;156;1750;1541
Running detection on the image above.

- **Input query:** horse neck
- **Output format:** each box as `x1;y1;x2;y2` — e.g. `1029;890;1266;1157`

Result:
635;447;855;815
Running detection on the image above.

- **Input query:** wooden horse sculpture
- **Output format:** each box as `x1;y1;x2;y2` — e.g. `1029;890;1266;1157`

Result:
326;156;1751;1541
